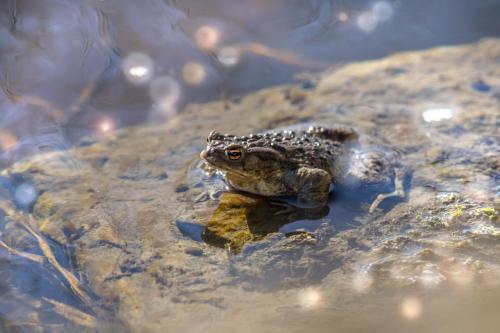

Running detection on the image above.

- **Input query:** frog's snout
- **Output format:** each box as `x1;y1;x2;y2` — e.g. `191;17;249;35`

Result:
200;150;208;160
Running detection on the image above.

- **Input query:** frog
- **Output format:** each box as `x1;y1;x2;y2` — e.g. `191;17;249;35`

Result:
199;125;407;212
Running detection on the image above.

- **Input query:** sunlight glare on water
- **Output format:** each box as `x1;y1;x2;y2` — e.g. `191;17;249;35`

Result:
422;108;453;122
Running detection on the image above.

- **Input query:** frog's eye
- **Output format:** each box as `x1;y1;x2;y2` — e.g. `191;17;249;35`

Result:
225;148;242;160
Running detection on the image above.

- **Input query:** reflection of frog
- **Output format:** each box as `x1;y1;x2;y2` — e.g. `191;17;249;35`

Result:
200;125;407;212
201;192;328;253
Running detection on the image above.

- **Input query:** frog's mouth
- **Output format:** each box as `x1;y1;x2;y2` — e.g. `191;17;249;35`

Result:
200;149;249;178
199;150;209;160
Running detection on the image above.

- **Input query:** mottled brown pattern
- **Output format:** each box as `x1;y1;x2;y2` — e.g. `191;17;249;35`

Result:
201;125;400;207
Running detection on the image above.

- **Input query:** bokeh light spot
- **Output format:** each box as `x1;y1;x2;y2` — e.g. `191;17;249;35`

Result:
356;11;378;32
149;76;181;121
401;297;422;320
217;46;241;68
14;183;38;208
0;132;18;151
297;287;323;310
97;118;115;133
352;270;374;292
194;25;219;50
150;75;181;107
337;12;350;23
122;52;154;85
129;66;148;77
373;1;394;22
181;62;206;85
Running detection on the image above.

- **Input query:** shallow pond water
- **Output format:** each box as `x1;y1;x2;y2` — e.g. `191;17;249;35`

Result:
1;0;500;164
0;1;499;333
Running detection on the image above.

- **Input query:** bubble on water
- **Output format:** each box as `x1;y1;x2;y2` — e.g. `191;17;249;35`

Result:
422;108;453;122
181;62;206;85
373;1;394;22
297;287;323;309
356;11;378;32
122;52;154;85
401;297;422;320
194;25;219;50
217;46;241;68
14;183;38;208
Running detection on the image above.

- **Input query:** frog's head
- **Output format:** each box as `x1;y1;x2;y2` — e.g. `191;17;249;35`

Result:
200;131;288;180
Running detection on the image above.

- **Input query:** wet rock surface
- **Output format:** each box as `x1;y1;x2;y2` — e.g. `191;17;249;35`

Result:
1;39;499;332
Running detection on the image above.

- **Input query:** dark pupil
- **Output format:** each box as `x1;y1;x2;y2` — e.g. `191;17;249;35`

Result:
228;151;240;157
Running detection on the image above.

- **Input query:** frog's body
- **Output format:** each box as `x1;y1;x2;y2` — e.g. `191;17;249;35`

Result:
200;125;406;212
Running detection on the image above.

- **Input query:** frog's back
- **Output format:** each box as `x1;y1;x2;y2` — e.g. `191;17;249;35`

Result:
206;125;357;177
263;125;357;177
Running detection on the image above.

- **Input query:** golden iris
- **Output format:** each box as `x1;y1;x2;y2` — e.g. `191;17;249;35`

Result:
225;148;242;160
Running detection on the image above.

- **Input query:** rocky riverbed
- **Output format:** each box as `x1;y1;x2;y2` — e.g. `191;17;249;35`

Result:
1;38;499;332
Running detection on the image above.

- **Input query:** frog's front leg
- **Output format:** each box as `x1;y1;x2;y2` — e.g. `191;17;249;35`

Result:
288;167;332;207
368;167;406;213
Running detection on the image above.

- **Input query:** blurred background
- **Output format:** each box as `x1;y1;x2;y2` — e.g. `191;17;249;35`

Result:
1;0;499;166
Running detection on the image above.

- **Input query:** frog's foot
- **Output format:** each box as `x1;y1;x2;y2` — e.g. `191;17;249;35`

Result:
368;168;406;213
194;189;223;203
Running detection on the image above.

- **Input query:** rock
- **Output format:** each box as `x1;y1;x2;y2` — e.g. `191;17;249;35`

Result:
1;38;500;332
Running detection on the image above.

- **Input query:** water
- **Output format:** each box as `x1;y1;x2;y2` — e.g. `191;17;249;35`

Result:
1;0;499;164
0;1;499;332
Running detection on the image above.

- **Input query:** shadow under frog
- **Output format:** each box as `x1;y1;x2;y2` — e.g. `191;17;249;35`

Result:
200;186;400;253
200;192;329;253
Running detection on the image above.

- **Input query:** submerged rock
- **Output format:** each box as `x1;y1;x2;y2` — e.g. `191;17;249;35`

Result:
1;38;499;332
